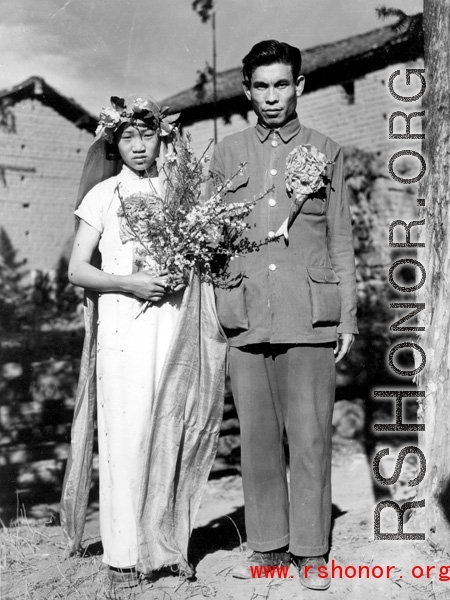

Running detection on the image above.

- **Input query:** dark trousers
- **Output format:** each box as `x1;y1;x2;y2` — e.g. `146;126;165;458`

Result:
229;343;335;556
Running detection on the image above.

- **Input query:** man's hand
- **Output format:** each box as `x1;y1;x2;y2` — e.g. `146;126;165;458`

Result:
334;333;354;364
168;278;186;294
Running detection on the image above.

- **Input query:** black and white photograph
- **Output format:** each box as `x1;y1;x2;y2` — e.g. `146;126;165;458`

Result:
2;0;449;598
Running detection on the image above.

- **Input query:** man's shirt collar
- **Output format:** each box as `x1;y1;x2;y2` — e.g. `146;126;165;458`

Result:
255;114;301;143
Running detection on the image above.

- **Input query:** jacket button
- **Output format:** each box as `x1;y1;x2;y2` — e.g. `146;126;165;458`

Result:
269;264;277;271
270;168;277;176
268;198;276;206
268;231;275;238
271;140;278;147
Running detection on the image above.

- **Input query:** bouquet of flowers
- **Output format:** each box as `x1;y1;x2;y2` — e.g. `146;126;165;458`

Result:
117;134;265;314
276;144;333;241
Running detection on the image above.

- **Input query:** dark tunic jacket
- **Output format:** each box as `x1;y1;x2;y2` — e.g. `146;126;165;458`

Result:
207;115;358;347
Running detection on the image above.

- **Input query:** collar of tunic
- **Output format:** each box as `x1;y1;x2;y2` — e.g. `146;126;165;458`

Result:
255;114;301;143
119;162;158;182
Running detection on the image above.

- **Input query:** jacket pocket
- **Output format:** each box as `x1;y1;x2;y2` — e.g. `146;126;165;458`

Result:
301;195;326;216
306;266;341;325
215;277;249;331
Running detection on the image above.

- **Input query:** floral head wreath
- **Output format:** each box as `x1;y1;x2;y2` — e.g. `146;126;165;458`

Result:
94;95;180;143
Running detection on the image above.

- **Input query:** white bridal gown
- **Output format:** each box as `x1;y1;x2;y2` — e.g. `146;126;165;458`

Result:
75;164;183;568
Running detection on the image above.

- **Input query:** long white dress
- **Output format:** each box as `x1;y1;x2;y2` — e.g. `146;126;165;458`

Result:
75;164;183;568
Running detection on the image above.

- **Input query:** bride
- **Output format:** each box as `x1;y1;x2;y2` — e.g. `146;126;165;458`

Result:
60;95;227;585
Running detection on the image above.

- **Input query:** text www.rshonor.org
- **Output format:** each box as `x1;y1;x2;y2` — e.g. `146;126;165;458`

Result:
250;561;450;581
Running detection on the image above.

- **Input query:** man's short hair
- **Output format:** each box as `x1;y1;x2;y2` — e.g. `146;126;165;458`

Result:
242;40;302;83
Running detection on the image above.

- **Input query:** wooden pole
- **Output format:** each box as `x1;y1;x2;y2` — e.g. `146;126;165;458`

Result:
212;9;218;144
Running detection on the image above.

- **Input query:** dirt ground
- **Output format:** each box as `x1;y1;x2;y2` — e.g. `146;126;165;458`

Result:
2;437;450;600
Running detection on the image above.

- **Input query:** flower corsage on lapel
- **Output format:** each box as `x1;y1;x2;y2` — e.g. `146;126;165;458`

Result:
276;144;333;242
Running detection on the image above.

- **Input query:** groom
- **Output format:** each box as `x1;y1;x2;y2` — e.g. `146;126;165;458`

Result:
207;40;357;591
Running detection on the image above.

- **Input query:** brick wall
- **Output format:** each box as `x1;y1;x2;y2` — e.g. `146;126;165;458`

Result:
0;99;94;272
184;59;424;158
298;60;423;155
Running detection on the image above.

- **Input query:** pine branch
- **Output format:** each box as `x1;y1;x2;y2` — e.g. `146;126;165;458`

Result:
192;0;214;22
376;6;410;32
194;63;214;100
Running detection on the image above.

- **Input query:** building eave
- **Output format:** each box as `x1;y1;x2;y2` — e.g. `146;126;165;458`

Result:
162;13;423;126
0;76;97;134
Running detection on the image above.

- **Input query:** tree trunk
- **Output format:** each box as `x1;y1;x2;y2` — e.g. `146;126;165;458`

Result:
413;0;450;551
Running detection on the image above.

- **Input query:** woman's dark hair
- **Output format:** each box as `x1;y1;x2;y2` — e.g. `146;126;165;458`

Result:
106;138;121;161
105;122;127;161
242;40;302;83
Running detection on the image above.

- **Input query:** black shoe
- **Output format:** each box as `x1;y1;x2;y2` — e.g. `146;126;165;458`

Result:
231;550;291;579
296;556;331;590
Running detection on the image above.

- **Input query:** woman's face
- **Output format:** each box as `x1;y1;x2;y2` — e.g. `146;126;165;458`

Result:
117;123;160;172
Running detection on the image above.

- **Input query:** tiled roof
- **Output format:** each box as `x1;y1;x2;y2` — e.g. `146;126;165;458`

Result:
162;13;423;125
0;76;97;134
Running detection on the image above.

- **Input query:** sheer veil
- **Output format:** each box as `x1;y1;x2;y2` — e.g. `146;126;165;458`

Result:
75;135;176;211
75;139;122;210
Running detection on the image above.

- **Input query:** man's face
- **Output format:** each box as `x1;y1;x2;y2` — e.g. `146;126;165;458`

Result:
243;62;305;128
